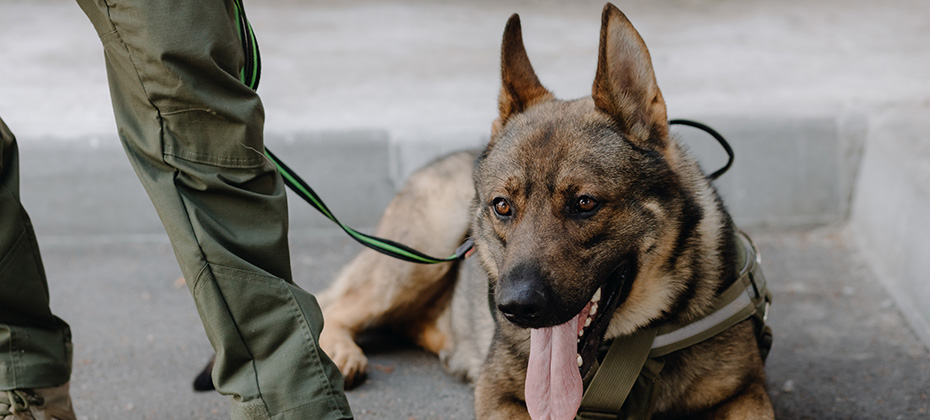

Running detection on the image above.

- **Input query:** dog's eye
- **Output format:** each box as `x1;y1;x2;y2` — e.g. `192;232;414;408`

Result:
492;197;513;217
573;196;600;215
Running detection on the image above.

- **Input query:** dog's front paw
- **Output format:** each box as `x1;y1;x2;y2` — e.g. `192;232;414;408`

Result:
320;326;368;389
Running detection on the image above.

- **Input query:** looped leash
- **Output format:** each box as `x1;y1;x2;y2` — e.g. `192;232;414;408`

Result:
668;119;734;181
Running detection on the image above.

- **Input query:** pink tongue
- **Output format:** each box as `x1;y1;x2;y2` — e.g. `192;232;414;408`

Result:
525;307;588;420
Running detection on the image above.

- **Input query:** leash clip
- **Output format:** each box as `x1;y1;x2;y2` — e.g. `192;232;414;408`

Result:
455;238;476;259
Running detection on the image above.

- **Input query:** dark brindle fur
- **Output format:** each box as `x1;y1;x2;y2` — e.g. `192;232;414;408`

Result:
316;4;773;419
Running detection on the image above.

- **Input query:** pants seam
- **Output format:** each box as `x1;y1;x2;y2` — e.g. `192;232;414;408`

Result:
10;326;19;388
0;225;27;280
195;264;273;417
0;229;28;389
285;287;347;416
99;13;164;125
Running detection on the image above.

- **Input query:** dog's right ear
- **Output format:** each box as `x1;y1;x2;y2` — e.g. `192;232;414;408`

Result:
492;14;553;138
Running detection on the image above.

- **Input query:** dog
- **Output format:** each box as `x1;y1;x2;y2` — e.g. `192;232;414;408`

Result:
199;3;775;419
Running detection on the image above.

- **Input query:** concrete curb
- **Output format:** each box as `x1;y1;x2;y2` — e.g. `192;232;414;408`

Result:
851;106;930;349
21;112;862;237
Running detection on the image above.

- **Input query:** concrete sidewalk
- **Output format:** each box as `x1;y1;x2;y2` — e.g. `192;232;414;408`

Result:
3;0;930;419
2;0;928;140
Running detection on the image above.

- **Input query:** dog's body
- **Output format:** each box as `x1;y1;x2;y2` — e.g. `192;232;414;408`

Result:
317;4;774;419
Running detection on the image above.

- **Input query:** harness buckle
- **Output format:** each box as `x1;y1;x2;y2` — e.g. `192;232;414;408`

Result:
576;410;621;420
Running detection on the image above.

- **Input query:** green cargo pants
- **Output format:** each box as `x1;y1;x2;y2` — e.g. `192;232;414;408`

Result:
1;0;354;418
0;118;73;392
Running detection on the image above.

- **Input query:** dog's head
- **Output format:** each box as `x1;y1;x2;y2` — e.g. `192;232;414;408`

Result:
473;3;724;378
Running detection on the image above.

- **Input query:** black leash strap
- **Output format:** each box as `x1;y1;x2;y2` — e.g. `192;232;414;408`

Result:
668;119;734;180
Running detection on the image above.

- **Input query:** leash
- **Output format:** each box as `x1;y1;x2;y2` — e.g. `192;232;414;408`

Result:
264;147;476;264
231;0;471;264
668;119;733;181
231;2;733;266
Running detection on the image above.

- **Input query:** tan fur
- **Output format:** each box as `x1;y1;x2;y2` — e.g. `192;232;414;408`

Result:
317;3;774;419
317;151;475;387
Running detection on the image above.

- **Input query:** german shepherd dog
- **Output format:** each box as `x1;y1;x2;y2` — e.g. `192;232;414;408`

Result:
317;4;772;419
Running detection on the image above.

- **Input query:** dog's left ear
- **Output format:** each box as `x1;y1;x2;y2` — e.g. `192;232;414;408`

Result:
592;3;668;148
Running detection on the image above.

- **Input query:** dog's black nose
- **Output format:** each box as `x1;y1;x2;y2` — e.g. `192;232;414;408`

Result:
497;263;550;327
498;287;548;324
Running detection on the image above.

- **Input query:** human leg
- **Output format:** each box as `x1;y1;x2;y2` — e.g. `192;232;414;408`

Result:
74;1;352;419
0;117;73;392
0;117;75;419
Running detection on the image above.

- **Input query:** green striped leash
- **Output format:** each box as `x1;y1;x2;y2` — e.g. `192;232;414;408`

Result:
232;0;472;264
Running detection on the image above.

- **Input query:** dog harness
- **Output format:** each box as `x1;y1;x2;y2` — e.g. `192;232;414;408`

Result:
574;230;773;420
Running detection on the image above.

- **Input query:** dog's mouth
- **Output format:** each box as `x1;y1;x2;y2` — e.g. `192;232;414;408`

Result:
575;260;633;376
524;259;634;419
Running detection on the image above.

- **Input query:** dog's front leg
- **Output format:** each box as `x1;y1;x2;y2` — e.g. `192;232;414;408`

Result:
474;373;531;420
696;379;774;420
473;341;532;420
